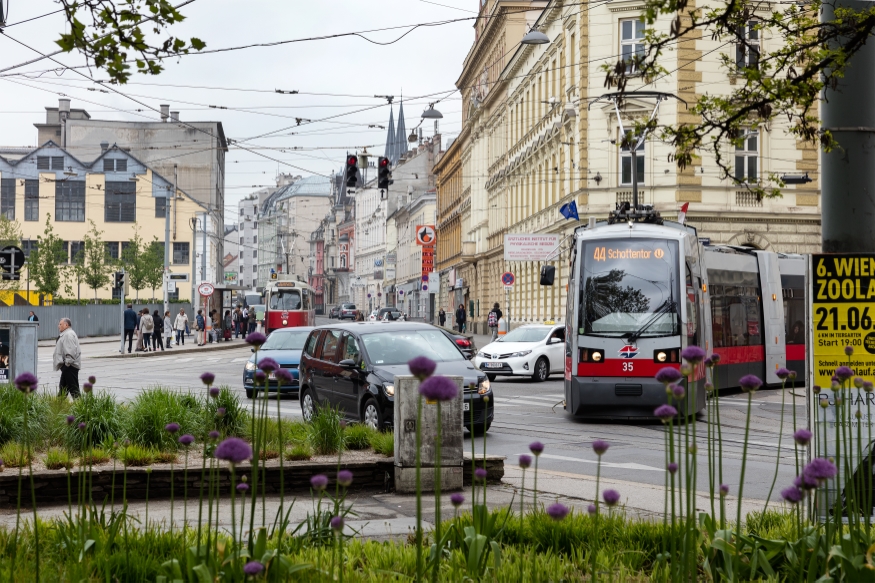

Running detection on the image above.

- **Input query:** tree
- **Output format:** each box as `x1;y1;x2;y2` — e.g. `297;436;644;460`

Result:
55;0;205;84
121;225;148;301
27;215;67;304
82;221;114;301
0;215;22;291
144;238;165;301
68;246;87;302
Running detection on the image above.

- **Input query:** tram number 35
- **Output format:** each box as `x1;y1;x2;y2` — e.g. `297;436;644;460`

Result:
815;306;873;331
622;362;634;372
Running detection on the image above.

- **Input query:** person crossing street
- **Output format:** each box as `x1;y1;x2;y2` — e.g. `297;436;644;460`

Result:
54;318;81;398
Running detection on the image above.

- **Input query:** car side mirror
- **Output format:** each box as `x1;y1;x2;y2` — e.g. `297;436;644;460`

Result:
549;338;562;344
339;359;356;368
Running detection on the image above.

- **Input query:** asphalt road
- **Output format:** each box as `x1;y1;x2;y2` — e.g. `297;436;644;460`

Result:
34;319;806;506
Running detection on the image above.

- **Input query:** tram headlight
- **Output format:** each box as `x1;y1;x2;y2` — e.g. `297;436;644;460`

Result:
579;348;605;363
282;320;288;326
653;348;680;363
592;352;602;362
656;351;667;363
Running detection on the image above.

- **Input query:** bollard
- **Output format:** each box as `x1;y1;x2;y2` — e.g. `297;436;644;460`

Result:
394;375;464;493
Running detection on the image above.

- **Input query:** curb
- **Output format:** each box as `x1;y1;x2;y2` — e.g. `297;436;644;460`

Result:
96;340;250;359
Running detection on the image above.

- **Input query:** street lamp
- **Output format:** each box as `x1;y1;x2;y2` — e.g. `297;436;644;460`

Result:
421;104;443;119
521;28;550;45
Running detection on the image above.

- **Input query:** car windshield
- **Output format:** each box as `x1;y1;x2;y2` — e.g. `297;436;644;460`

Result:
362;329;465;365
498;327;550;343
261;330;311;350
270;290;301;310
343;304;356;310
580;238;680;337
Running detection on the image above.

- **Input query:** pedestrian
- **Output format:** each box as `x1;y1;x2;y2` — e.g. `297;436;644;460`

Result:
140;309;154;352
164;310;173;348
54;317;81;399
196;309;205;346
123;304;137;353
27;310;39;326
248;307;257;335
438;307;446;327
232;306;240;338
135;309;145;352
207;310;214;343
174;309;189;346
224;309;233;341
487;302;503;341
152;309;164;351
455;303;467;334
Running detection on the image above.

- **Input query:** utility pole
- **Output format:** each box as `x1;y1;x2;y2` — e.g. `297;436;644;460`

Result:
201;211;208;285
190;217;197;304
163;165;175;316
821;0;875;252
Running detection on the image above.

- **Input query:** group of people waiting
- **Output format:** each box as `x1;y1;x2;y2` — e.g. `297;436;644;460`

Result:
122;304;259;353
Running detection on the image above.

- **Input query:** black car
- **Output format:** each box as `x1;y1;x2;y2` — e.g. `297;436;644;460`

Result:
376;307;403;321
437;326;477;359
328;306;341;319
298;322;494;433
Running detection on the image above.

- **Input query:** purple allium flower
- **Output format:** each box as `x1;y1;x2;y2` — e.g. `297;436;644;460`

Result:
200;372;215;386
832;380;841;392
793;429;812;446
710;353;721;364
776;368;791;380
855;377;865;389
804;458;838;483
671;384;685;399
529;441;545;455
679;364;692;377
87;375;96;384
337;469;353;487
788;371;797;380
14;372;38;393
835;366;855;381
246;332;267;347
602;489;621;507
845;345;854;357
813;385;822;394
83;383;93;394
655;367;683;385
591;440;610;456
274;369;293;385
209;387;220;399
654;404;678;421
257;358;279;374
66;415;75;425
165;422;180;434
254;371;266;384
214;437;253;465
719;484;729;496
781;486;803;504
330;515;344;531
519;454;532;469
704;382;714;393
419;376;459;401
216;407;226;418
475;468;488;481
587;504;596;515
704;357;714;368
178;434;195;446
667;462;678;474
208;430;220;440
408;356;437;380
242;561;264;576
866;381;875;393
451;493;465;507
739;374;763;392
681;346;706;364
78;422;86;431
546;502;570;521
795;472;818;490
237;482;249;493
310;474;329;491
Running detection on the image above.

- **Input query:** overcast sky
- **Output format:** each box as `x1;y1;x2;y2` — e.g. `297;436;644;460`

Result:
0;0;476;223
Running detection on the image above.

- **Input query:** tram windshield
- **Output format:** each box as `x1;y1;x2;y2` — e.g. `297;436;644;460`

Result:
269;289;302;310
580;238;680;337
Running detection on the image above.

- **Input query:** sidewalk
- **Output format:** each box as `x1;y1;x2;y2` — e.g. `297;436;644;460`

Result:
39;333;256;358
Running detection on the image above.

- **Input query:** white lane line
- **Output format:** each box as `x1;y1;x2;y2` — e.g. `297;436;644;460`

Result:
231;357;248;363
533;453;663;472
499;398;557;407
522;396;565;402
175;358;194;363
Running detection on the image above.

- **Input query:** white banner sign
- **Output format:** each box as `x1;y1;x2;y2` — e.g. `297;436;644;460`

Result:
504;234;560;262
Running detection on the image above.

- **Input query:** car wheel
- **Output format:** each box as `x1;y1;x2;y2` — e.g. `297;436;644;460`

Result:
470;421;491;436
487;373;497;382
300;388;316;422
362;397;382;430
245;388;255;399
532;357;549;382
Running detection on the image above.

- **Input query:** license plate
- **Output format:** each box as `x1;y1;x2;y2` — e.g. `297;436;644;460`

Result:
464;403;470;412
485;362;502;369
268;372;276;380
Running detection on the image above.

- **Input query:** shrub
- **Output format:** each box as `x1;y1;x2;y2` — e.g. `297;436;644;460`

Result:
44;395;74;448
258;448;279;461
44;447;73;470
153;450;178;464
286;443;312;461
124;388;202;450
63;391;124;452
202;387;247;438
0;442;31;467
118;444;154;467
344;424;375;450
369;431;394;457
308;405;344;456
79;447;111;466
0;384;52;446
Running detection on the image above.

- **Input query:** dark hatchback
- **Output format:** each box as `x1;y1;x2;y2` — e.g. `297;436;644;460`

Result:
298;322;494;433
243;327;314;398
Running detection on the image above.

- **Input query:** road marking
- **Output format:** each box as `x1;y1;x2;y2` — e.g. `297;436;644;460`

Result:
231;357;248;363
521;396;565;403
499;398;557;407
175;358;194;363
531;453;663;472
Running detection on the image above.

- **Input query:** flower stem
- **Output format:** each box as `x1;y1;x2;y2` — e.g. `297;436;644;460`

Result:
432;402;443;583
764;380;787;515
736;389;754;566
415;393;423;583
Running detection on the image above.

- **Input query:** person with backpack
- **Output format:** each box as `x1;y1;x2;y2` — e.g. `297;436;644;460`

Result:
196;309;206;346
487;302;503;341
140;309;154;352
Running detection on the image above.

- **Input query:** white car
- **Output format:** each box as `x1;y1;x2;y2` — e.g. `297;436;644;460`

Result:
367;310;380;321
473;325;566;382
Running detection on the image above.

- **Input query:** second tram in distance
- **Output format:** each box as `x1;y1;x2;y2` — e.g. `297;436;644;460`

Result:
263;277;316;333
551;206;806;420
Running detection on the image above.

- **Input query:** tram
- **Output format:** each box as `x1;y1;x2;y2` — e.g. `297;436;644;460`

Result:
263;277;316;333
547;203;808;420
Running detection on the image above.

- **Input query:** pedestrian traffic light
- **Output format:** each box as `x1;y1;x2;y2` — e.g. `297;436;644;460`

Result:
377;156;391;190
345;155;358;188
114;271;125;289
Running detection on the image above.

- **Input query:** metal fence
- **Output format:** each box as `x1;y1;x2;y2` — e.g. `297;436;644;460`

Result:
2;303;194;341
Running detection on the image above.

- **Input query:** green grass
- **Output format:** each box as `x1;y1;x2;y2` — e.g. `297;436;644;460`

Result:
285;442;313;461
78;447;110;466
369;430;394;457
308;404;344;456
62;391;124;452
344;423;375;450
0;441;31;467
0;384;52;446
123;388;202;450
153;450;178;464
202;386;248;438
117;443;154;467
43;447;73;470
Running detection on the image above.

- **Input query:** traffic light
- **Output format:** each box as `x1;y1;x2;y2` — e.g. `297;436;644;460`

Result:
344;155;358;188
377;156;391;190
114;271;125;289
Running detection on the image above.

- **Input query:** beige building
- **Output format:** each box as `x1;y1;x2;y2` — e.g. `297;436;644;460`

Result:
442;0;821;331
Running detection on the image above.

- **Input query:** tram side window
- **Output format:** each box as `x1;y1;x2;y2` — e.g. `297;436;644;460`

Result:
785;294;805;344
685;266;699;347
302;290;311;310
710;286;762;347
269;290;302;310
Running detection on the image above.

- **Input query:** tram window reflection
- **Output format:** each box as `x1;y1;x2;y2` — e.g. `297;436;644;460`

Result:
269;290;302;311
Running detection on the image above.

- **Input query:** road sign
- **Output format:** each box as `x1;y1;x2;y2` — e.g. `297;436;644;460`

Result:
167;281;177;293
501;271;516;287
415;225;436;246
0;246;25;280
197;282;215;297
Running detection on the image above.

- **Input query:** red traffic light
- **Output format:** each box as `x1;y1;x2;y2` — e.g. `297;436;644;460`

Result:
347;156;357;166
379;157;389;167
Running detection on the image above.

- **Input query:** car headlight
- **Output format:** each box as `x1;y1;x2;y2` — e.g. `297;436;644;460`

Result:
245;361;256;371
478;379;491;394
477;351;488;359
509;350;532;358
383;383;395;396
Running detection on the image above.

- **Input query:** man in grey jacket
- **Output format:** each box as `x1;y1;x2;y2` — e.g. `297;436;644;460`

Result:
54;317;82;398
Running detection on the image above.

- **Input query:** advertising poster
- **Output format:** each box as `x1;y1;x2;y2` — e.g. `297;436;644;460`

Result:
0;329;9;382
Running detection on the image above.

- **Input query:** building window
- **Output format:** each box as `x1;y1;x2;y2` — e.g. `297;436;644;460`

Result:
253;235;257;244
735;130;758;182
103;158;128;172
60;241;69;264
172;242;190;265
253;250;257;258
240;237;244;245
0;178;14;219
239;250;244;258
106;241;120;260
36;157;50;170
24;180;39;221
735;21;760;70
105;181;137;222
21;240;38;258
52;156;65;170
155;196;167;218
70;240;85;262
620;19;645;73
55;181;86;222
620;131;645;185
253;265;257;273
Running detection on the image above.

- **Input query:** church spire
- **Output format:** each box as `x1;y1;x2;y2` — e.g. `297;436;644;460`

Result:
395;98;408;163
384;105;396;164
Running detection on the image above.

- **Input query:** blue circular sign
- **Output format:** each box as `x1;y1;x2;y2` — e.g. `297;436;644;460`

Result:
501;271;516;286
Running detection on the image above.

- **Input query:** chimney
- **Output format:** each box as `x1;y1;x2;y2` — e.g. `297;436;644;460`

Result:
58;99;71;147
160;104;170;122
58;98;70;114
170;111;179;122
100;142;109;152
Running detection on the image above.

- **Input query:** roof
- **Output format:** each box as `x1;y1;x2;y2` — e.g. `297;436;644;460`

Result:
313;321;443;334
275;175;331;202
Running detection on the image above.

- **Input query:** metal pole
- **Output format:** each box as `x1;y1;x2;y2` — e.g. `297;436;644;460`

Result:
821;1;875;252
118;270;125;354
191;217;197;304
163;165;175;316
201;211;207;284
631;146;639;210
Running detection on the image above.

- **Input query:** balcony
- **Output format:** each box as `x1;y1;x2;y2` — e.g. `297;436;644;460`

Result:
460;240;476;264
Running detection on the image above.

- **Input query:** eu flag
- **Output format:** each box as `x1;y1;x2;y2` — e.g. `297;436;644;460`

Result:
559;200;579;221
